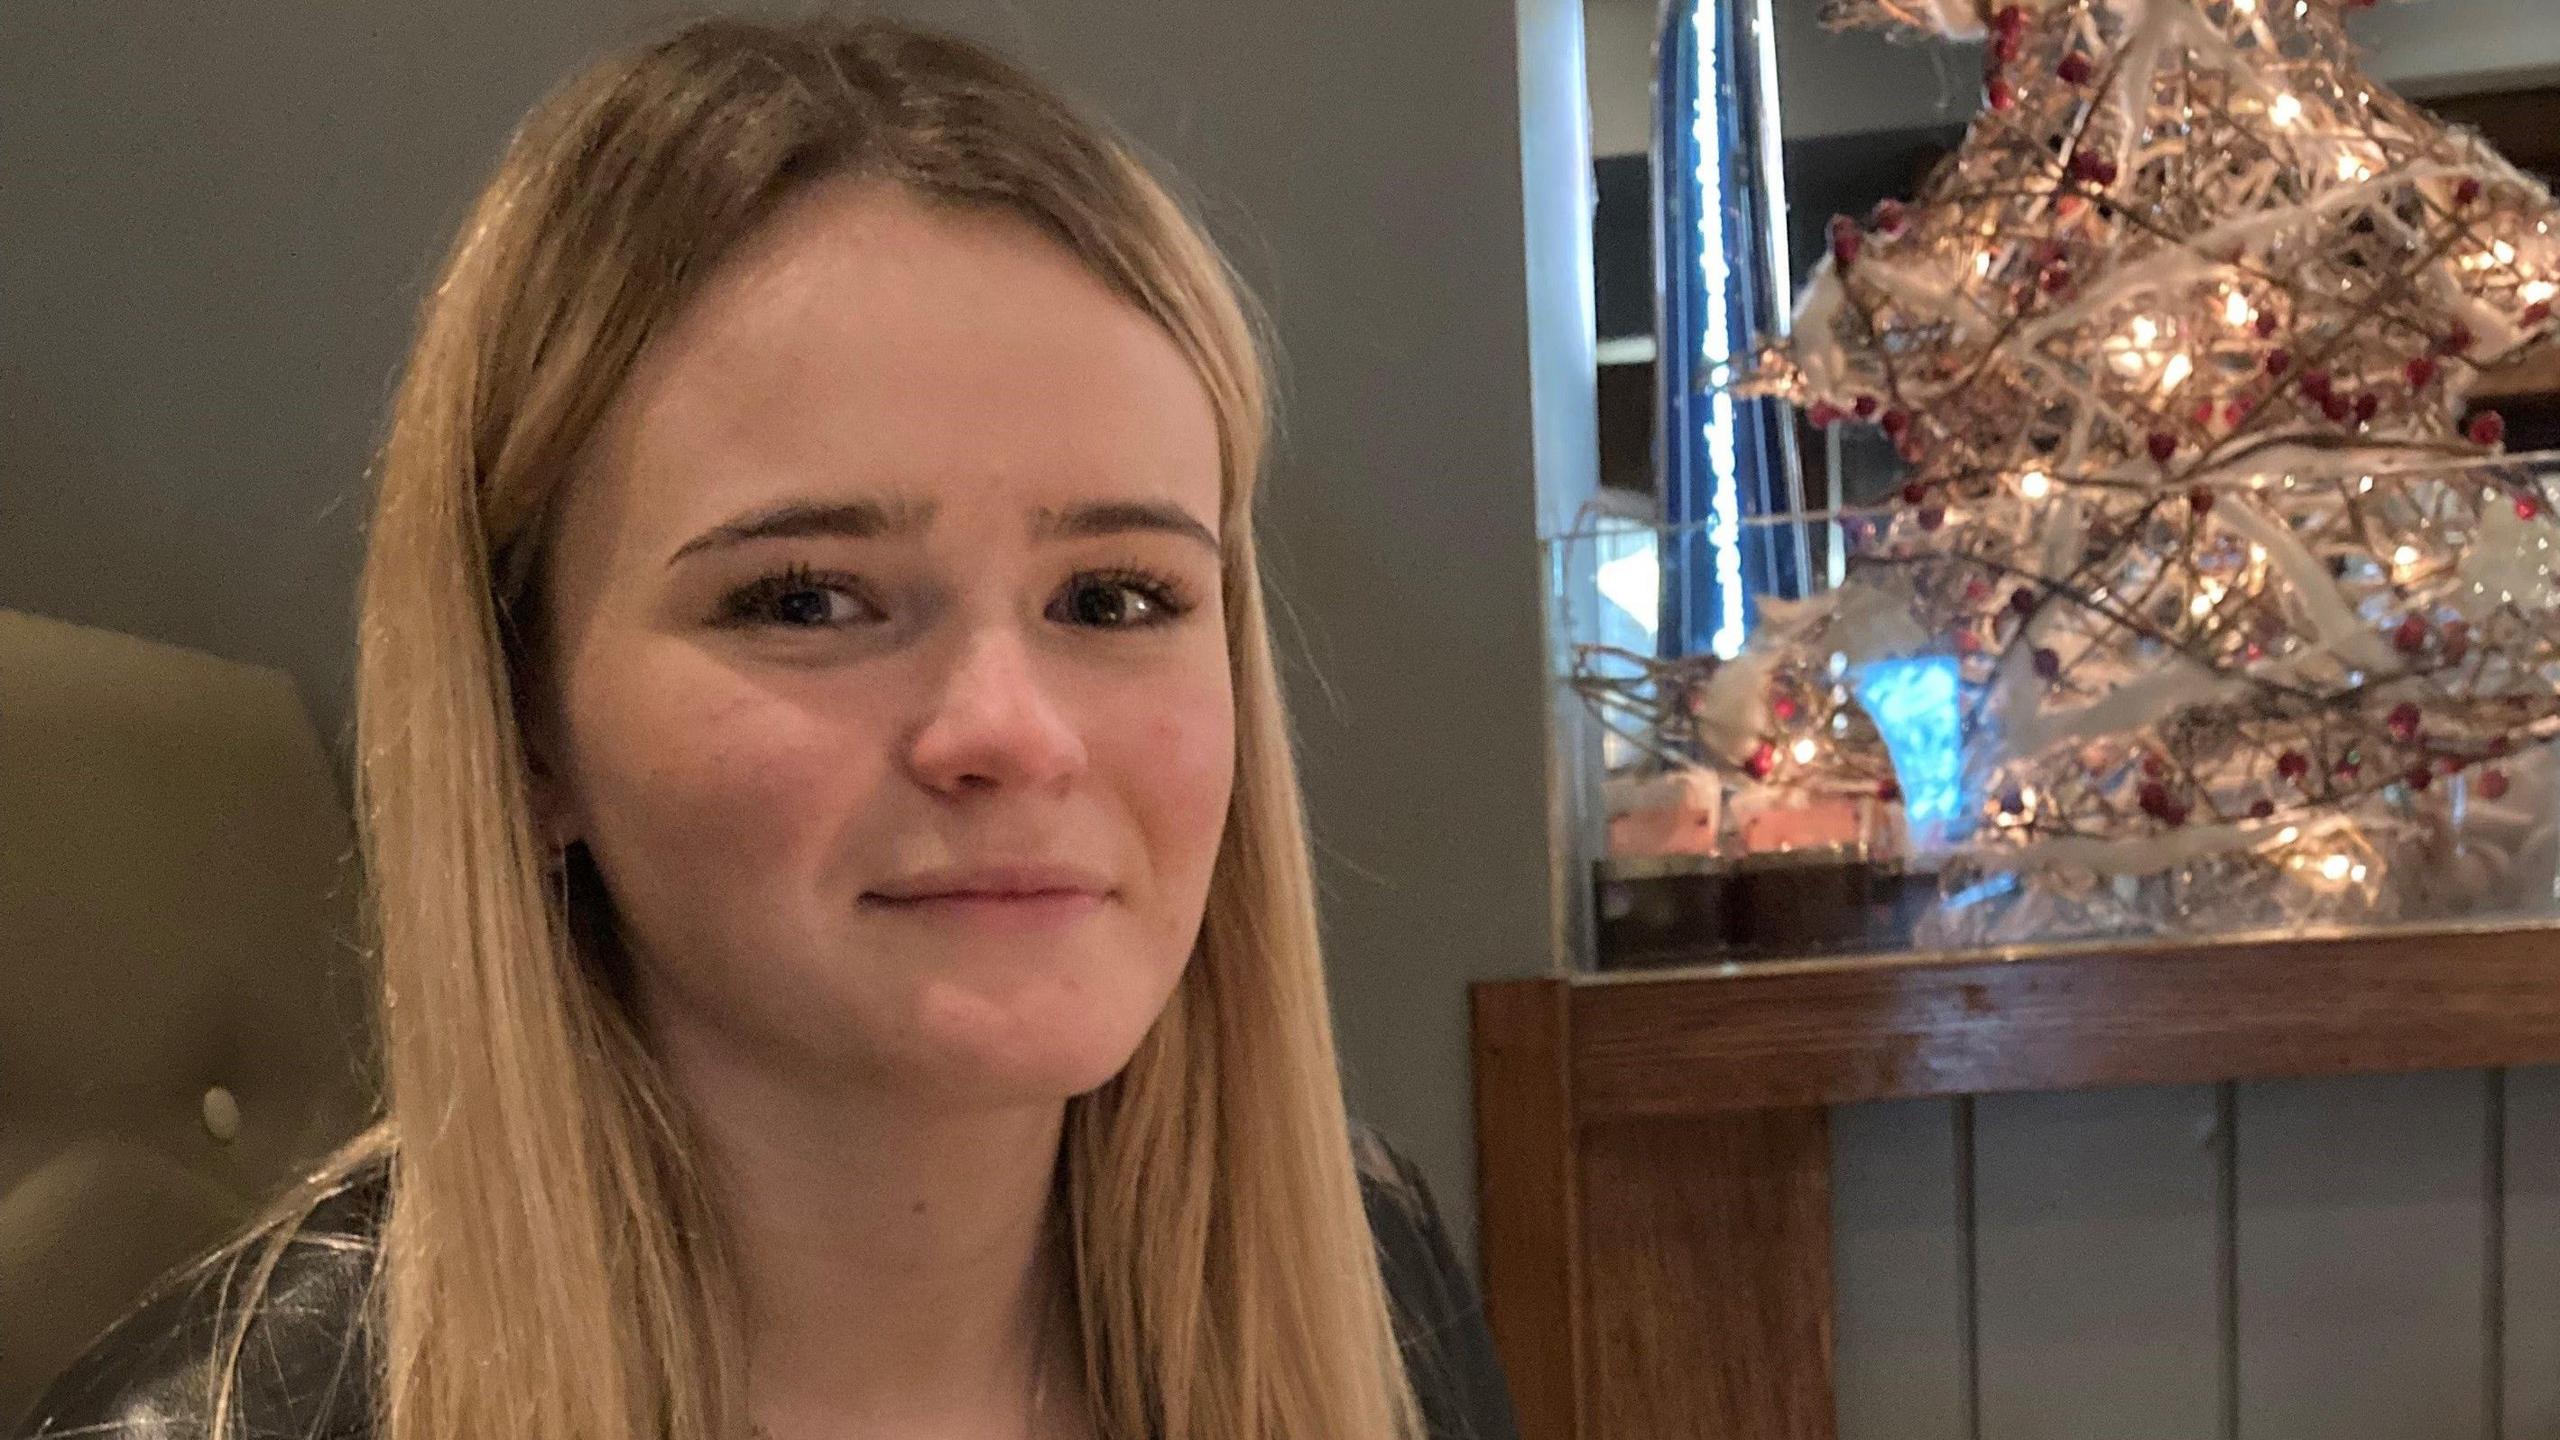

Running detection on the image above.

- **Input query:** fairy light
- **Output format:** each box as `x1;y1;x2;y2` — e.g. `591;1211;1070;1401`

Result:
2524;279;2557;305
2320;853;2352;881
1690;1;1745;659
2019;469;2052;499
2224;290;2254;327
1789;736;1820;764
2270;92;2303;126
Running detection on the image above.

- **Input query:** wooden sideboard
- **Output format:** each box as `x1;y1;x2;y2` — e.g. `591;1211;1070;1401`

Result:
1469;923;2560;1438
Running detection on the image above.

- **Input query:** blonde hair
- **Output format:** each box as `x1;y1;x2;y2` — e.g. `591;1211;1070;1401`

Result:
208;14;1427;1440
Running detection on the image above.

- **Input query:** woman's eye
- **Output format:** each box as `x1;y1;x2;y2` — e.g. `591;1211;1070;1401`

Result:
1050;569;1195;630
719;565;875;630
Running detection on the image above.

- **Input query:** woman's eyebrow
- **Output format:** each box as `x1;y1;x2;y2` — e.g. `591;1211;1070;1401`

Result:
669;495;1219;566
1028;499;1219;555
668;496;936;566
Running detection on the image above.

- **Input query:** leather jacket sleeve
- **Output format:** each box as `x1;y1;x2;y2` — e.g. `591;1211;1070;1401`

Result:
1354;1122;1524;1440
12;1169;384;1440
19;1131;1516;1440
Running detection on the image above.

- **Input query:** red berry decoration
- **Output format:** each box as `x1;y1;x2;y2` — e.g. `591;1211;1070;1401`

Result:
2137;779;2170;815
2519;494;2543;521
2393;614;2428;653
1994;3;2027;33
1918;505;1946;532
2042;264;2073;294
1878;777;1903;802
2300;369;2334;402
2455;176;2483;207
2441;321;2475;355
2388;700;2423;742
2224;397;2255;427
2526;302;2553;328
2353;392;2380;425
2265;347;2293;375
2010;586;2039;615
1897;430;1929;464
1830;214;1863;268
2057;52;2094;84
2033;646;2062;680
1807;400;1843;428
1987;76;2017;112
2321;393;2353;424
2068;151;2117;186
2249;798;2276;820
2406;764;2433;792
2253;310;2281;339
1853;394;1880;419
2404;356;2437;388
2469;410;2507;447
1902;480;1930;506
1745;741;1777;780
1870;199;1909;236
1881;407;1913;439
2277;750;2309;780
2142;753;2167;779
2147;431;2179;463
1772;695;1800;722
2481;769;2511;800
1992;27;2023;64
1964;576;1991;602
2187;486;2215;514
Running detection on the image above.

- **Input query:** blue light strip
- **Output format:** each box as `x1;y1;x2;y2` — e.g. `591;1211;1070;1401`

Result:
1691;1;1747;658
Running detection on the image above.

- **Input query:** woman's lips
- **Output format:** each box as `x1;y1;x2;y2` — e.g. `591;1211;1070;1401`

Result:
862;889;1107;928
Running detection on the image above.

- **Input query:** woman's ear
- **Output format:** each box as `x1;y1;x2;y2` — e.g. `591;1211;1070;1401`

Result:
517;688;582;854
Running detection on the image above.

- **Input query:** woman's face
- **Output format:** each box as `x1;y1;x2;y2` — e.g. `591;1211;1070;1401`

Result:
525;180;1235;1106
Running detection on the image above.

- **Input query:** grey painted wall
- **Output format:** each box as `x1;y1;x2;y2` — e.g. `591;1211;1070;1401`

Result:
1;0;1568;1262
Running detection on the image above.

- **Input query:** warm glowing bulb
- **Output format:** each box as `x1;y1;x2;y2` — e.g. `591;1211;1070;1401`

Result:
2494;240;2519;265
2270;93;2303;127
2161;353;2194;390
2019;470;2052;499
2524;279;2558;305
2335;153;2369;182
1789;737;1819;764
2190;592;2214;617
2320;853;2351;881
2234;0;2255;11
2278;825;2300;844
2394;544;2419;567
2129;315;2161;347
2224;291;2253;327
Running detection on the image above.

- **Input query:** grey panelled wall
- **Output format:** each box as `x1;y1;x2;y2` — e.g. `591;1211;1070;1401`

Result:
1832;1068;2560;1439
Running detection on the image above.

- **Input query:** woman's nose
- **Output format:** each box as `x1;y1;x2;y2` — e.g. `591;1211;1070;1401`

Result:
904;625;1088;795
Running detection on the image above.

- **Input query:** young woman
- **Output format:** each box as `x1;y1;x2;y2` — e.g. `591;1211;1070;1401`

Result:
21;15;1515;1440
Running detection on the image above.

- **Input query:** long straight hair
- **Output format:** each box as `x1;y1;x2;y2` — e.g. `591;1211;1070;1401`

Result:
208;15;1426;1440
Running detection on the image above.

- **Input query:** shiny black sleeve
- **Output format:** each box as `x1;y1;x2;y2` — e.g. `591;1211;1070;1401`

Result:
1355;1121;1523;1440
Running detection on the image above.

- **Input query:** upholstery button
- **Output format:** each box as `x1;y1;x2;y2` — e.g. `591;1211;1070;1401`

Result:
202;1084;242;1143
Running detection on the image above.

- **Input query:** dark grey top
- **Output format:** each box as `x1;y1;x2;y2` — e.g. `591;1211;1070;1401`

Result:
17;1121;1519;1440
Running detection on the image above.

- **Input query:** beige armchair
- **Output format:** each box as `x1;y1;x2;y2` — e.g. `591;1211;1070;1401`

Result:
0;609;375;1424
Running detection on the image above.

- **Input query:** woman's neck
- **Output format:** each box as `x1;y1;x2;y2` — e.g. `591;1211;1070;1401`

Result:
644;1004;1087;1438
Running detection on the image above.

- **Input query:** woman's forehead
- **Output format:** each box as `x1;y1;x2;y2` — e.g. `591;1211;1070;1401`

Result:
581;182;1224;560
